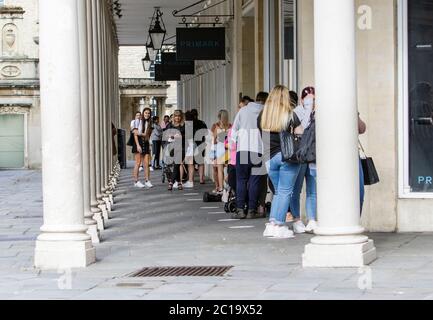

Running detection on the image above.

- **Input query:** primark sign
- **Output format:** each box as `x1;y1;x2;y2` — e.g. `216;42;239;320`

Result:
161;52;195;75
176;27;226;61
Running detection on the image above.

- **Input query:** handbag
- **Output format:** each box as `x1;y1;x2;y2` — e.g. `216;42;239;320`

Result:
126;131;134;147
280;115;301;163
359;140;380;186
294;114;316;164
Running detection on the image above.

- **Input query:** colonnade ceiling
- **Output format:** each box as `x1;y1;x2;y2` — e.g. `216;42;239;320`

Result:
114;0;195;46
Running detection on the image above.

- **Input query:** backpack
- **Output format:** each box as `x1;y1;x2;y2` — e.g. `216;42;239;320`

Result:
295;115;316;163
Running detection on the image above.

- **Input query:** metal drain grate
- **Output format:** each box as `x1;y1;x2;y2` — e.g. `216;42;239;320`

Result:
128;266;233;277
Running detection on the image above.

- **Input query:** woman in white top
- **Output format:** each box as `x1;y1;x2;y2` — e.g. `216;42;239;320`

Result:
132;108;153;188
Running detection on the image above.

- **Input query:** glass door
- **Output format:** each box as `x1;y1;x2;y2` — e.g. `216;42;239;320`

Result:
0;114;25;168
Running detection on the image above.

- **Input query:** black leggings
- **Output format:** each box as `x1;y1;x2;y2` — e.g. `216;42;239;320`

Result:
171;150;186;183
152;140;162;168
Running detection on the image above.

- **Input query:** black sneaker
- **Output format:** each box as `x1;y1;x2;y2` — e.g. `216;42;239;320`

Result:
231;209;247;220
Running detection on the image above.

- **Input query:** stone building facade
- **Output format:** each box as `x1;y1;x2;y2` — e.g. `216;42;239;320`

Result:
0;0;40;169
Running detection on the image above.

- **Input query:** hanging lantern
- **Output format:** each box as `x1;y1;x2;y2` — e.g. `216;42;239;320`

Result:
146;38;158;61
149;9;166;50
142;52;152;72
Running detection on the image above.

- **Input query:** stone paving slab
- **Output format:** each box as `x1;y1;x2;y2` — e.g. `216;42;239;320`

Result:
3;168;433;300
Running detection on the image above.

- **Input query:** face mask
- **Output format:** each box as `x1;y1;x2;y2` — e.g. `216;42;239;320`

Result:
304;97;314;108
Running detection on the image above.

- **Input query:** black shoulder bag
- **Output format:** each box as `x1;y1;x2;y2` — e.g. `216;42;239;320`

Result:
294;114;316;164
359;140;380;185
279;114;301;163
127;130;135;147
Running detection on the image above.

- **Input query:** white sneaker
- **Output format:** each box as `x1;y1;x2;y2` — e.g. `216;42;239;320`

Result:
139;166;144;172
150;167;154;172
305;220;318;233
173;181;179;189
145;181;153;188
293;220;306;234
263;223;277;237
272;226;295;239
134;181;145;188
183;181;194;189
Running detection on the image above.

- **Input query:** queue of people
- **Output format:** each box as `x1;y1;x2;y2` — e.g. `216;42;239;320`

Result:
128;86;367;240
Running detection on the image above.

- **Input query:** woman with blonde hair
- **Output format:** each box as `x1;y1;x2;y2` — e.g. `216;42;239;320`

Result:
258;85;301;239
210;109;232;194
165;109;186;191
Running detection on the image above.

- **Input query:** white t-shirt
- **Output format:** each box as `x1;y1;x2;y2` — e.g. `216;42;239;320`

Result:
130;119;140;131
131;120;150;134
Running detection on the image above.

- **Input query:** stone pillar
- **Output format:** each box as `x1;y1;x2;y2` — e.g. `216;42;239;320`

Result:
78;0;100;244
100;7;112;216
139;98;145;113
100;8;107;197
302;0;376;267
88;0;105;232
156;97;167;118
93;0;109;219
35;0;96;269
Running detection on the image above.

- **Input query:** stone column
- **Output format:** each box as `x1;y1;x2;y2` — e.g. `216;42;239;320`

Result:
106;12;113;190
78;0;100;244
88;0;105;231
35;0;96;269
93;0;109;219
302;0;376;267
100;7;112;216
139;98;145;113
156;97;167;118
100;7;107;197
105;12;115;206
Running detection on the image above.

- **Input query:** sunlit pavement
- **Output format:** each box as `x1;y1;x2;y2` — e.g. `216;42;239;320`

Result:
1;167;433;300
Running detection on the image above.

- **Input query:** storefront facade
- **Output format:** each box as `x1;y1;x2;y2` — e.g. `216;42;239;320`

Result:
177;0;433;233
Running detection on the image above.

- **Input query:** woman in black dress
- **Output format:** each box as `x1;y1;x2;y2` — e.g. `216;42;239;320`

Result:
165;110;186;191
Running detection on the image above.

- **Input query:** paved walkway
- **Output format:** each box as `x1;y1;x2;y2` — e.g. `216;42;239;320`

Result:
1;166;433;300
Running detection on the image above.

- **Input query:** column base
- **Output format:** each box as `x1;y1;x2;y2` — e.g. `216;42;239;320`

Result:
103;197;112;214
302;239;376;268
86;223;101;244
91;206;105;231
34;240;96;270
98;201;110;221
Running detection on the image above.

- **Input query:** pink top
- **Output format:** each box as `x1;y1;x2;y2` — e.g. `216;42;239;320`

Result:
227;128;237;166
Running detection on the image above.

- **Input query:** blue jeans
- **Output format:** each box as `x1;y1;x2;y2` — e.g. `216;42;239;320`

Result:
290;160;365;218
268;152;301;225
290;164;317;221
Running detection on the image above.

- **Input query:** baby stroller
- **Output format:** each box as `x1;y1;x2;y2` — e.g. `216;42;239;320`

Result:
222;183;237;213
161;139;188;184
161;141;173;184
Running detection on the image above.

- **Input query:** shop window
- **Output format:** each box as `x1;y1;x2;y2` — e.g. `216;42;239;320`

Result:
408;0;433;192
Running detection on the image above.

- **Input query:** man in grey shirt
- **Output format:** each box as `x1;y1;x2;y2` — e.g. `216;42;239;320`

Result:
231;92;269;219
